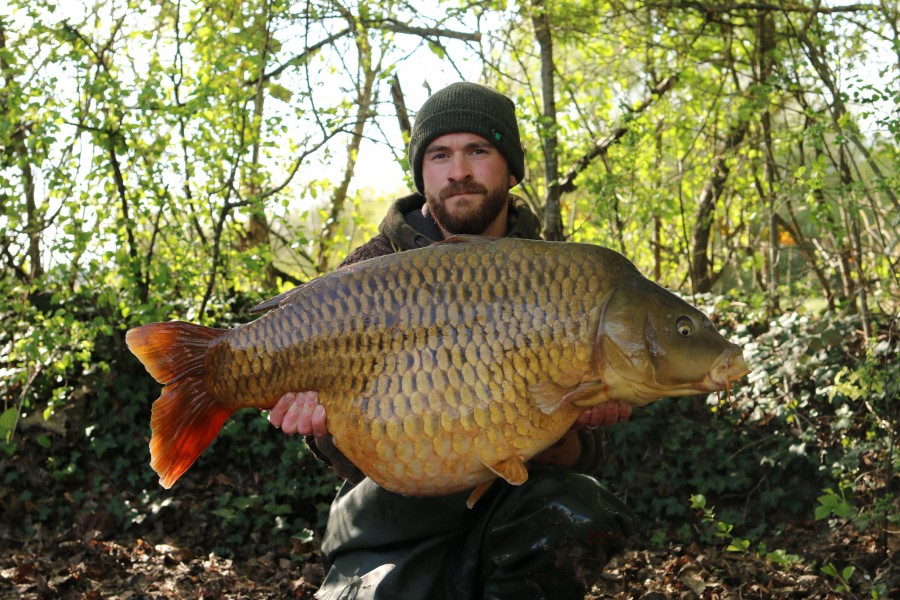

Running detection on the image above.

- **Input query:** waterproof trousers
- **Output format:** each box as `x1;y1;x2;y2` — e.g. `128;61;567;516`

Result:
315;466;638;600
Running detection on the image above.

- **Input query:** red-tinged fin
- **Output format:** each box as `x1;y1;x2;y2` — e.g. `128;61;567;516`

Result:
125;322;232;489
149;377;234;488
125;322;226;384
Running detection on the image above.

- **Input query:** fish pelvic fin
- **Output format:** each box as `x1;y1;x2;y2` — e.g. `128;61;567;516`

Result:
483;456;528;486
126;322;232;489
466;480;495;509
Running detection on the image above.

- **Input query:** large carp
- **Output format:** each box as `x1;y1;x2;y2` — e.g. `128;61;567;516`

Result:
127;236;747;501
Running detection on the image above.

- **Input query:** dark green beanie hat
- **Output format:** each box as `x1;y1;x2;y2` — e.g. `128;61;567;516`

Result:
408;82;525;194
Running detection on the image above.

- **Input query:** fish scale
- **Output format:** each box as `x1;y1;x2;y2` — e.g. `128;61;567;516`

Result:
127;236;748;499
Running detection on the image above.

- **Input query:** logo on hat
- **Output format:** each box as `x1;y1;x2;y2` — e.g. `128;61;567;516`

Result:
491;129;502;142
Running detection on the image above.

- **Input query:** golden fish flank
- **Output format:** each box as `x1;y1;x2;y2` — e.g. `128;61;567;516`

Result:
126;236;749;499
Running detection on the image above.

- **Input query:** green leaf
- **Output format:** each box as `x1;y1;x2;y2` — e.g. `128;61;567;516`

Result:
211;507;236;521
726;538;750;552
427;41;446;59
0;408;18;441
268;83;292;103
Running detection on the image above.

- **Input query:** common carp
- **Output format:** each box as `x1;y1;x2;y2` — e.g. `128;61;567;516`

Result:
127;236;748;501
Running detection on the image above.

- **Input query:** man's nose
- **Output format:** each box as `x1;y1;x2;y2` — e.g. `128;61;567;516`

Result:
448;154;472;181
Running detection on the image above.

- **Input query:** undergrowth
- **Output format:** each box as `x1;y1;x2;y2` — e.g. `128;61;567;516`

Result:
2;289;897;596
595;294;898;596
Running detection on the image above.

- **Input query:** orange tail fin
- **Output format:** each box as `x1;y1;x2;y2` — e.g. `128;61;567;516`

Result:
126;322;231;489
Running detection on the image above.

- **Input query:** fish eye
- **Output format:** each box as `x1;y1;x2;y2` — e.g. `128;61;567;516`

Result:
676;317;694;337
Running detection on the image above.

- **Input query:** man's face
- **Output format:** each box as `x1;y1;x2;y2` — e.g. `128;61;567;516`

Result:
421;132;517;235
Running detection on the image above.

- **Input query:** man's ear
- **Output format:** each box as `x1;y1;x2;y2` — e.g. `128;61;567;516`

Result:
508;173;518;187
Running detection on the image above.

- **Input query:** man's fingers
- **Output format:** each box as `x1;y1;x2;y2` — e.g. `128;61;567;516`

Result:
281;394;305;435
574;401;632;430
574;408;592;429
312;404;328;438
296;393;317;435
601;402;619;426
268;392;296;428
273;391;327;437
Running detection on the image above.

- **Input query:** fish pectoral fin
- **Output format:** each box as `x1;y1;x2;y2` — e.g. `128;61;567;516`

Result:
530;379;609;414
567;380;611;407
483;456;528;486
530;381;569;414
466;480;496;509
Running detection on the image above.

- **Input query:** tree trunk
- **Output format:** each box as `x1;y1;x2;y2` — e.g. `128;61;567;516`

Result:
237;6;278;288
689;123;747;293
757;11;779;312
316;24;378;273
0;25;42;281
797;17;872;334
530;0;563;241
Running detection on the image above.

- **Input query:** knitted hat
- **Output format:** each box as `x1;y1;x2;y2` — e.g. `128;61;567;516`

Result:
408;82;525;194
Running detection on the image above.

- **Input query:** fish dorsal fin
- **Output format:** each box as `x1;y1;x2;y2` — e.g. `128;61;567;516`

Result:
530;379;610;414
249;258;374;315
249;287;300;314
483;456;528;486
435;234;498;245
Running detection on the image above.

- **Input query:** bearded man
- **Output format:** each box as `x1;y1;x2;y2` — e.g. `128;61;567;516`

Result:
270;82;638;600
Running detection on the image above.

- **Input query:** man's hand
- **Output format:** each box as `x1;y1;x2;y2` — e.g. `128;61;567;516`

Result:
269;393;631;436
574;402;632;430
270;392;364;482
269;391;328;438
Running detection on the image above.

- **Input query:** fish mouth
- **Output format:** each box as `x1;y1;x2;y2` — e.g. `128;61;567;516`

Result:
703;348;750;391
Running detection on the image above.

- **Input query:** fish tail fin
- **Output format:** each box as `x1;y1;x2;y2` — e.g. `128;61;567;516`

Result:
126;322;233;488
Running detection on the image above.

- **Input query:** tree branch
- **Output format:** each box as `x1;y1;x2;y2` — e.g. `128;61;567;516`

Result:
558;75;677;194
246;27;352;86
390;75;412;141
364;18;481;42
643;1;879;15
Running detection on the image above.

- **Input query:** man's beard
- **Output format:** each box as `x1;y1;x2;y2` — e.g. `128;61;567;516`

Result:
426;181;509;235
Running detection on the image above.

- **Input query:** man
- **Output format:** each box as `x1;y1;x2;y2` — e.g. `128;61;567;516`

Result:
269;82;638;599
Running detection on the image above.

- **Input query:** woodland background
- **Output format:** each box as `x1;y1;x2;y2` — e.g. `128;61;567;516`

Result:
1;0;898;597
